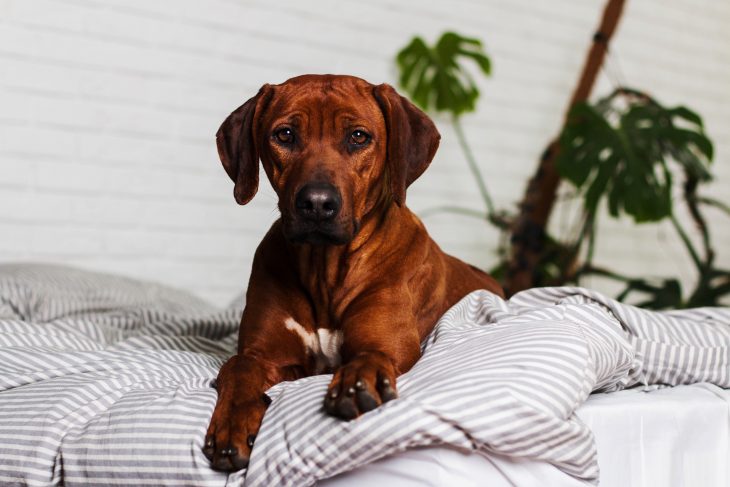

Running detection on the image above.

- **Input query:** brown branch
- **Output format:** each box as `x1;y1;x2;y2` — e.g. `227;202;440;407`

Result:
503;0;626;296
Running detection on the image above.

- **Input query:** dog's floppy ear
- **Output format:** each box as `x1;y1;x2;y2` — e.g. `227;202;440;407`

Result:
373;83;440;206
216;84;273;205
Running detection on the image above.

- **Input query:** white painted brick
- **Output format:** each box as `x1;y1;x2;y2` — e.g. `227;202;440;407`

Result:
1;0;728;305
0;157;35;188
30;226;105;255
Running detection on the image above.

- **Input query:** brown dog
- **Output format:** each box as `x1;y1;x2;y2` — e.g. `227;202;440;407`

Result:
204;74;503;471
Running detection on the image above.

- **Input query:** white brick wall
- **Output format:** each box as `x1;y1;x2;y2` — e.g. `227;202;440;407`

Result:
1;0;728;305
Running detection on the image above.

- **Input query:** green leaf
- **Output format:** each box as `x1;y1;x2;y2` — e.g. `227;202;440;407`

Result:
584;155;615;213
607;178;621;217
555;87;715;224
673;128;714;160
395;31;492;115
457;44;492;75
668;106;703;128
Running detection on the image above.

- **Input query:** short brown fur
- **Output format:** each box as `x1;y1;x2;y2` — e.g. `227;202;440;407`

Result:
204;74;503;471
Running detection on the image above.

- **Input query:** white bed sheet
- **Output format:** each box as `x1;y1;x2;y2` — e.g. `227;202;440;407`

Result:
320;383;730;487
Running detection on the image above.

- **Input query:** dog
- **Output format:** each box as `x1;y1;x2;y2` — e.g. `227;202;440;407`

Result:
203;74;503;471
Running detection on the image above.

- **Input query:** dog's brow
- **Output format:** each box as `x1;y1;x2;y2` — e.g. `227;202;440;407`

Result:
273;111;308;128
333;108;358;120
293;111;310;123
333;109;368;129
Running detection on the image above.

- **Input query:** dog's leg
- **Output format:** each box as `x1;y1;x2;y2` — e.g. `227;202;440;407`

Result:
204;353;279;470
205;316;310;471
324;288;421;419
204;238;312;471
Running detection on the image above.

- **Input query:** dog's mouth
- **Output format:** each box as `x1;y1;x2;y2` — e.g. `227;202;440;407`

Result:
288;230;350;245
282;220;359;246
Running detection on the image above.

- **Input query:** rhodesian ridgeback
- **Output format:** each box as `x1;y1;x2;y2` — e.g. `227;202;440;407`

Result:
204;74;503;471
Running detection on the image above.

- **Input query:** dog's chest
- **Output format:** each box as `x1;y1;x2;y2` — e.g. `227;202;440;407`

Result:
285;318;343;373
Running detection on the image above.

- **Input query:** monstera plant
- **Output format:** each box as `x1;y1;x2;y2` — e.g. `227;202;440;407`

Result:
557;88;729;308
397;32;499;220
394;31;730;309
557;88;713;222
397;32;491;115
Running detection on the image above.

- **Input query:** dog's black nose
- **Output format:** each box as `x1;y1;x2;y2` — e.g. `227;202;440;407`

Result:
295;183;341;222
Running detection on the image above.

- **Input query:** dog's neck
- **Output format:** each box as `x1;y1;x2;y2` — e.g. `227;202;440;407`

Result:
288;203;419;326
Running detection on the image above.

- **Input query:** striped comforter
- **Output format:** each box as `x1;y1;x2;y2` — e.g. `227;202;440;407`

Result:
0;264;728;486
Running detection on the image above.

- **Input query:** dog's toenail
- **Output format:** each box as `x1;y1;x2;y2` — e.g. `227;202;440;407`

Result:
247;434;256;448
355;380;365;390
205;438;214;448
382;378;390;386
347;387;355;396
330;390;338;399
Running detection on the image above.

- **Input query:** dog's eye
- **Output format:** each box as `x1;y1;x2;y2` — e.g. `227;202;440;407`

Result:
274;127;294;144
349;130;370;146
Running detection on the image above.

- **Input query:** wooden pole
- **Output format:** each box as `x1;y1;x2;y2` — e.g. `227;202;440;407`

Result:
503;0;627;295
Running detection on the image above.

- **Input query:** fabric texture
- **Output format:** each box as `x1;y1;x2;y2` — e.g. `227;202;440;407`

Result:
0;264;238;487
317;383;730;487
0;264;728;487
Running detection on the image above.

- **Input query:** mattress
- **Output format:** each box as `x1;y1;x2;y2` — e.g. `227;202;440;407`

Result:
321;383;730;487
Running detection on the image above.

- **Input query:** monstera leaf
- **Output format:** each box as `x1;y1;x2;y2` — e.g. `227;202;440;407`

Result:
396;32;491;115
556;89;714;223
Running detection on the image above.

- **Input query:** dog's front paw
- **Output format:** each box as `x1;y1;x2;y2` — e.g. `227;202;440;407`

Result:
324;351;397;420
204;403;263;471
203;356;272;471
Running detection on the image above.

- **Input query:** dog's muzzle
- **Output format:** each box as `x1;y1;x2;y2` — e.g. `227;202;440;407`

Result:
295;183;342;222
286;183;350;245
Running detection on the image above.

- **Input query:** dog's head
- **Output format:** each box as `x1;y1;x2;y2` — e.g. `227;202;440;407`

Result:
216;74;440;245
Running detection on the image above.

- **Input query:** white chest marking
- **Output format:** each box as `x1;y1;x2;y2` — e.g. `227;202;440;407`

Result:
285;318;343;372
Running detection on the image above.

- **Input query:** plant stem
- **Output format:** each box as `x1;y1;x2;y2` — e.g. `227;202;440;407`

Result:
698;196;730;217
584;212;597;267
451;115;496;216
670;214;703;270
562;210;596;284
579;264;633;283
683;175;713;266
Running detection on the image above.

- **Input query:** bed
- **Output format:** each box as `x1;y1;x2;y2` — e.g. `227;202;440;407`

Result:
0;264;728;486
322;384;730;487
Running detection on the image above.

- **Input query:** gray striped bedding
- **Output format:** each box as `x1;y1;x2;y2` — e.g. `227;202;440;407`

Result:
0;264;728;486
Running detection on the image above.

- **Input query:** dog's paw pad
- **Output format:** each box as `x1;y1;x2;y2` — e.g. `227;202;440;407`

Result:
324;352;397;420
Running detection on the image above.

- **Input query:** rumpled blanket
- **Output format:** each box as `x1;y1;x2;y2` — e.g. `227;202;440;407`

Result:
0;264;728;486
